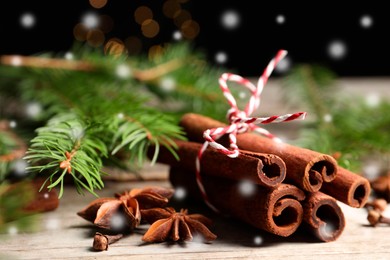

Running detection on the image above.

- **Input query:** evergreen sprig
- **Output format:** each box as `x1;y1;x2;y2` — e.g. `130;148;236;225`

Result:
24;113;108;197
1;42;227;197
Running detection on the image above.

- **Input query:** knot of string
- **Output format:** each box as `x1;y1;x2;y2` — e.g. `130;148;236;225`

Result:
195;50;307;213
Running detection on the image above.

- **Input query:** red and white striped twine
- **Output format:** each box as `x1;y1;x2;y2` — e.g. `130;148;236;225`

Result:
196;50;307;213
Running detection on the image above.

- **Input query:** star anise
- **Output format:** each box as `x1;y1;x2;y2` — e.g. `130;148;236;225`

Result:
77;186;174;232
141;207;217;243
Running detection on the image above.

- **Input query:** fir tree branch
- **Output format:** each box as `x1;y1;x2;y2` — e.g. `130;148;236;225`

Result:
24;113;108;198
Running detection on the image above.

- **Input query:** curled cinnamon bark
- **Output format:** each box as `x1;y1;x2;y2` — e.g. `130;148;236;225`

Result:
169;166;305;237
150;140;286;188
302;191;345;242
320;166;371;208
179;113;338;193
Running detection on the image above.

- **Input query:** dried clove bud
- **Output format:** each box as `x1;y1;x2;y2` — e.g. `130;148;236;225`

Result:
367;209;390;227
93;232;123;251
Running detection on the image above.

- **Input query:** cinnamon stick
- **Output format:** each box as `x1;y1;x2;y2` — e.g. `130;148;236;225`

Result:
302;191;345;242
179;113;338;193
320;166;371;208
150;140;286;188
169;166;305;237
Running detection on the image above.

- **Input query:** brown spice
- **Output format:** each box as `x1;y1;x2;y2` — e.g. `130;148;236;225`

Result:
149;139;287;188
169;166;306;237
302;191;345;242
141;207;217;243
92;232;124;251
367;209;390;227
77;186;174;231
179;113;338;193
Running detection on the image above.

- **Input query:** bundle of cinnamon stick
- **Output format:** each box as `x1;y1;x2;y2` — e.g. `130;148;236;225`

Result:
149;113;371;242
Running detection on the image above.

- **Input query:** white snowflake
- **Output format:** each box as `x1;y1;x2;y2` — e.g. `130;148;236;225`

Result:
323;114;333;123
20;12;36;29
365;93;380;107
11;159;28;177
327;40;347;60
360;15;373;28
81;12;99;29
215;51;228;64
275;56;291;73
110;213;127;231
25;102;42;118
8;226;18;235
253;235;263;245
275;14;285;24
10;56;22;67
238;179;256;197
173;186;187;200
116;64;132;79
9;120;17;128
64;52;74;60
45;217;60;230
220;10;240;29
172;30;182;41
160;77;176;92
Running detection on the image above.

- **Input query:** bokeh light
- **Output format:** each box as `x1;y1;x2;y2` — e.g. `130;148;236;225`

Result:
124;36;142;55
86;29;105;47
141;19;160;38
163;0;182;19
104;38;126;57
89;0;107;9
134;6;153;25
180;20;200;39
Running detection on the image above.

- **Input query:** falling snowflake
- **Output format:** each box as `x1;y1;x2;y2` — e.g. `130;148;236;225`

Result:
173;186;187;200
45;217;60;231
172;30;182;41
20;12;36;29
110;213;127;231
215;51;228;64
253;235;263;245
220;10;240;29
8;226;18;235
365;93;380;107
25;102;42;118
160;76;176;92
64;52;74;60
81;12;100;29
115;64;132;79
11;159;28;177
274;56;291;73
237;179;256;197
9;120;17;128
9;56;22;67
323;114;333;123
360;15;373;29
275;14;285;24
327;40;347;60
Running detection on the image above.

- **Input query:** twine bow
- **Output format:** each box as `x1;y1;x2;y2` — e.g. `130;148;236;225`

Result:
196;50;307;212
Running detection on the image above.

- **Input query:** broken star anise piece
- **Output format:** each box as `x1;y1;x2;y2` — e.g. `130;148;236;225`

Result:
141;207;217;243
77;186;174;232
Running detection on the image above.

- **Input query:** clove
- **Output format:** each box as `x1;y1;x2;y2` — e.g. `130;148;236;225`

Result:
92;232;124;251
367;209;390;227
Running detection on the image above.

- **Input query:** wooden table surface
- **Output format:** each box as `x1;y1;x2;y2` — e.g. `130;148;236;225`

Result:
1;163;390;260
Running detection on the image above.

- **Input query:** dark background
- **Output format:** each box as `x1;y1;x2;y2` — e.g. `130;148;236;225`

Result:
0;1;389;77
